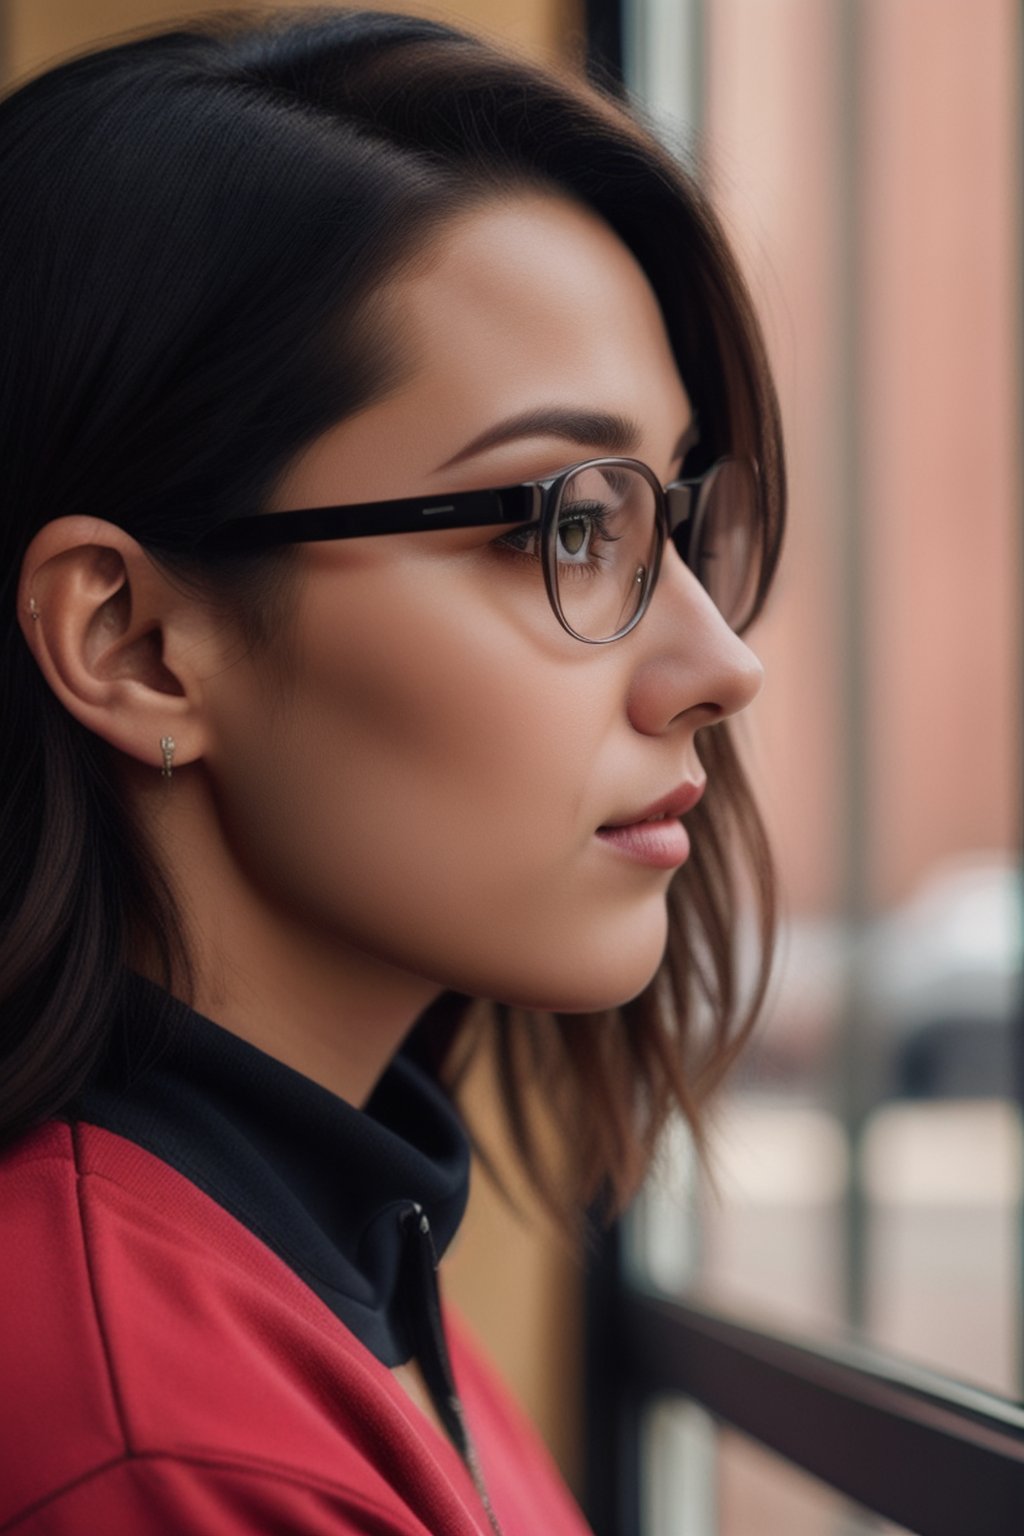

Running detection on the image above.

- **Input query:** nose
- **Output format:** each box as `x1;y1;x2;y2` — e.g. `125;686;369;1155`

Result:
624;546;764;736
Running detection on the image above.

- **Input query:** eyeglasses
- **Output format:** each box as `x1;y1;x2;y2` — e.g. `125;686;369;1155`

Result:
197;454;763;644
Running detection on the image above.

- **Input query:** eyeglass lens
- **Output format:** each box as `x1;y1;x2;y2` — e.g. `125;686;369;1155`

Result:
550;463;659;641
676;456;761;634
552;459;760;642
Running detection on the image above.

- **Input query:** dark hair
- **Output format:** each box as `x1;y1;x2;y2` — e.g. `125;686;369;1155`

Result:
0;8;784;1216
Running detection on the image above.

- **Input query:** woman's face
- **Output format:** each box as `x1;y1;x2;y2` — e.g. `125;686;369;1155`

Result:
199;192;763;1013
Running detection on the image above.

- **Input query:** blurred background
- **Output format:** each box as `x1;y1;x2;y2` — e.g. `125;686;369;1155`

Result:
2;2;1019;1532
621;2;1021;1531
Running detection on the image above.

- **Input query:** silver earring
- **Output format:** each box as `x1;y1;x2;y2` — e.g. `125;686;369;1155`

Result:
160;735;176;779
28;597;39;621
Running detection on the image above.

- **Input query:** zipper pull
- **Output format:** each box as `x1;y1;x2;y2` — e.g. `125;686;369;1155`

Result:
399;1203;505;1536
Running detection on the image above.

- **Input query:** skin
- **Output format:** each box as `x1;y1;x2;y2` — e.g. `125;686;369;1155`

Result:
19;191;763;1110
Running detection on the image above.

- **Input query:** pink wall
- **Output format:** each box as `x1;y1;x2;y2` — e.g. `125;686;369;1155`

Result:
704;0;1020;915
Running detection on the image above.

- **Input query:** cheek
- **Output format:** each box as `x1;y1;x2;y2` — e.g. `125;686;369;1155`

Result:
262;597;581;896
208;571;671;1009
275;563;587;862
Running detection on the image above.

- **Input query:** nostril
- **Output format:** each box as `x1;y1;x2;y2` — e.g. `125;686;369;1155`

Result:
670;701;724;729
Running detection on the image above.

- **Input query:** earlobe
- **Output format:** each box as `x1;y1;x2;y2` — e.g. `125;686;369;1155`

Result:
17;517;211;772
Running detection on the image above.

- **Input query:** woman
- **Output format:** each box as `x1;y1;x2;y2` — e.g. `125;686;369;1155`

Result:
0;9;784;1533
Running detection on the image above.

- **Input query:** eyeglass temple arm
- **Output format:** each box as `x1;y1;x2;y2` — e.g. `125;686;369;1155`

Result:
195;483;541;552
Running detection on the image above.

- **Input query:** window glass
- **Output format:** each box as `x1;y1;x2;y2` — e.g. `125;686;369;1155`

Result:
625;0;1023;1401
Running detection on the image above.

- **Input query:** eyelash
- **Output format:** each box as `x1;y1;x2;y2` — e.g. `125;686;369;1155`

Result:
494;503;621;567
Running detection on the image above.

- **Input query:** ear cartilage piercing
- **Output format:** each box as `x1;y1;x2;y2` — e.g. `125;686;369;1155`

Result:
160;735;176;780
28;597;39;620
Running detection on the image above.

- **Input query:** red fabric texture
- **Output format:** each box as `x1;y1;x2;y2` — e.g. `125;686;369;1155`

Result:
0;1121;592;1535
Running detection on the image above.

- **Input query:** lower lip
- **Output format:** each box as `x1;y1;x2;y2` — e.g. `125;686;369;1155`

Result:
595;818;691;869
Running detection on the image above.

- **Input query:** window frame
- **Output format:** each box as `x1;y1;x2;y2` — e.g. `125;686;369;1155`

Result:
583;1225;1024;1535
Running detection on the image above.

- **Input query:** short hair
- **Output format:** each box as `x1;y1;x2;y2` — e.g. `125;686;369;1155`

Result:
0;8;784;1215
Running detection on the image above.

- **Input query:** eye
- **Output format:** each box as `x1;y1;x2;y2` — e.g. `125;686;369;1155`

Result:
554;501;622;568
494;505;622;566
491;464;636;569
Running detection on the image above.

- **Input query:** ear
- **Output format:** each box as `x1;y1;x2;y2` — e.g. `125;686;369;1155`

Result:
17;517;219;773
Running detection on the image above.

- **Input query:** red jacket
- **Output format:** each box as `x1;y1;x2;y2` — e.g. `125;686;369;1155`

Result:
0;991;594;1535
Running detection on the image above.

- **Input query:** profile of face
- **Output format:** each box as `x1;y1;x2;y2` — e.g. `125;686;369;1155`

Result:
183;191;763;1020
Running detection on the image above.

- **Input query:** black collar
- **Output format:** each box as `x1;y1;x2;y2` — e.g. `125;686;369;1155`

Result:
73;976;471;1368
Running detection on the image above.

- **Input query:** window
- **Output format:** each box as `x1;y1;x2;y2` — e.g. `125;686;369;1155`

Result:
584;2;1024;1530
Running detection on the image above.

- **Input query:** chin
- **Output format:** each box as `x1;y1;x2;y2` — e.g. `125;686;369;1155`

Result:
551;971;661;1014
494;939;668;1015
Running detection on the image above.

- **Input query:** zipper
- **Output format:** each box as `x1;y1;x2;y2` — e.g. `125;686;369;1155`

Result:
400;1202;505;1536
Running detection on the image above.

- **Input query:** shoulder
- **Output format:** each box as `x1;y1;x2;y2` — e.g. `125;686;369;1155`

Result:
0;1122;449;1531
0;1122;592;1535
0;1122;126;1522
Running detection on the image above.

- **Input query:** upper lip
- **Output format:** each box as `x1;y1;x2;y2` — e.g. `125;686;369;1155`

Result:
599;778;706;829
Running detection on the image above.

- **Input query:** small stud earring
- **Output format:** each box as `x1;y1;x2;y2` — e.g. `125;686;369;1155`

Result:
29;597;39;620
160;735;176;780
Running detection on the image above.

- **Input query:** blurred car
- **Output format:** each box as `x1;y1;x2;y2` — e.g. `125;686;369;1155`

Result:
736;854;1022;1100
864;855;1022;1099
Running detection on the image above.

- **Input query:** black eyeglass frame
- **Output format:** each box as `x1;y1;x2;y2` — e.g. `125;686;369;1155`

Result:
195;454;760;645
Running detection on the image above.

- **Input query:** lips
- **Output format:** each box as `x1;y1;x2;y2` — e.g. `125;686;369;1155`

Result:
598;778;706;832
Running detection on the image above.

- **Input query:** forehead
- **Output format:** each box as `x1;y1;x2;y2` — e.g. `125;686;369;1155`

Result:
394;192;691;452
273;192;692;508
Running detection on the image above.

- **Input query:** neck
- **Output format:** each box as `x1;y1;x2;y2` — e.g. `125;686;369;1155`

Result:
130;765;443;1107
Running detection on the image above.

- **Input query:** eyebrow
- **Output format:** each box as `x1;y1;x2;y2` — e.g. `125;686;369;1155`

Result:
438;407;696;472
